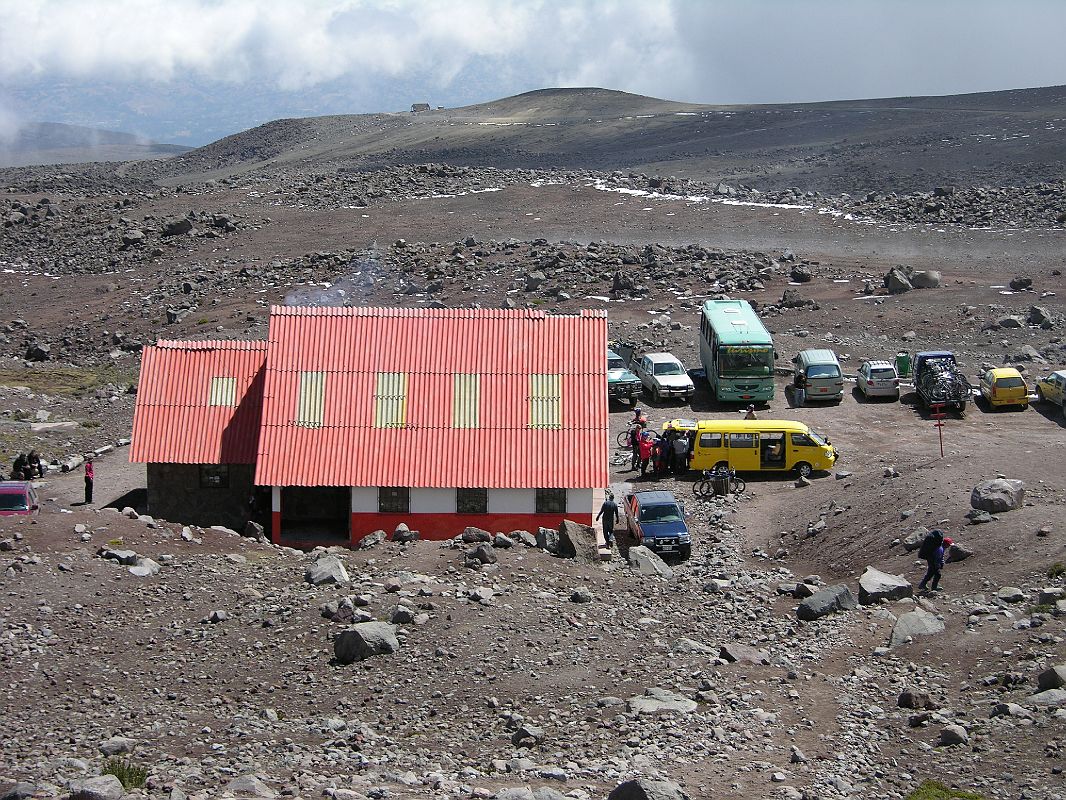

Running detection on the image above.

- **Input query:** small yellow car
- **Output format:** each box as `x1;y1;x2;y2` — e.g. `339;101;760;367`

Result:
979;367;1029;410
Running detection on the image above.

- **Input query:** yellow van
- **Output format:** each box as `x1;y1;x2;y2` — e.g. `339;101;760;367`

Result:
688;419;838;477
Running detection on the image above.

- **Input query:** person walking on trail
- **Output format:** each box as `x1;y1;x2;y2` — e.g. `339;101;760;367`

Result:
83;457;94;505
917;528;946;592
596;491;620;548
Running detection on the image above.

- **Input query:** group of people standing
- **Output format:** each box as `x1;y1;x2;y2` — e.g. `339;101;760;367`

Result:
626;409;695;478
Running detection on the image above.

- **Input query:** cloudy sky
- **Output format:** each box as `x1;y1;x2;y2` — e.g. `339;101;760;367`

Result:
1;0;1065;145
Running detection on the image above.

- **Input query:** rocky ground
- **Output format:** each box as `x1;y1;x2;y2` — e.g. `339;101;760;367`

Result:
1;88;1066;800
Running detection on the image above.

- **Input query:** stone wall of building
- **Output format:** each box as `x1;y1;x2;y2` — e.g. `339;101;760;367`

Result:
147;463;255;530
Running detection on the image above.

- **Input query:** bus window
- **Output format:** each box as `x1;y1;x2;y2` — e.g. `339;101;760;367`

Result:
728;432;756;448
698;432;723;448
791;433;816;447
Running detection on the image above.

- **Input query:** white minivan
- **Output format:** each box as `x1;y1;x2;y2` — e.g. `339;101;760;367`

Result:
793;348;844;402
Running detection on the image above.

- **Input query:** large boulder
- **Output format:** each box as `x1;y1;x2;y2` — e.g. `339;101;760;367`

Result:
858;566;913;604
626;688;697;716
334;622;400;664
607;777;690;800
161;217;193;237
68;776;125;800
535;526;561;554
889;609;945;647
357;529;387;549
797;584;857;621
225;774;277;798
884;267;913;294
304;555;350;586
910;270;942;289
720;642;771;665
558;519;598;563
461;526;492;543
627;545;673;579
1027;688;1066;707
970;479;1025;512
1037;665;1066;692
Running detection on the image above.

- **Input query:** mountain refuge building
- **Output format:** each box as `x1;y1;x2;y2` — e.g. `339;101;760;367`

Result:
130;306;609;547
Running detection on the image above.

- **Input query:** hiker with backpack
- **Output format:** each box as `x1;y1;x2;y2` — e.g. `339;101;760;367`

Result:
917;529;949;592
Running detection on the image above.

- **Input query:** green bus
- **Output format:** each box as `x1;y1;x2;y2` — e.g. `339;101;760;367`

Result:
698;299;776;403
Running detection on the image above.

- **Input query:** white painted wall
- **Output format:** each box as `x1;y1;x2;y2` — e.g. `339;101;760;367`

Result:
488;488;535;514
411;488;456;513
351;487;376;513
566;488;593;515
271;485;281;513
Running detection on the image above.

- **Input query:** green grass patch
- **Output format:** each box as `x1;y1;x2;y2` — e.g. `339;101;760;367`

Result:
1049;562;1065;580
107;538;124;547
0;365;137;397
1030;602;1055;615
906;781;986;800
102;758;147;789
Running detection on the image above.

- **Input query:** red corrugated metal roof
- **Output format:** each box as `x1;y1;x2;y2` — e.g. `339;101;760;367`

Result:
255;307;609;488
130;340;267;465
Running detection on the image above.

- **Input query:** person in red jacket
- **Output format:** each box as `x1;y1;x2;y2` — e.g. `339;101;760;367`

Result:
83;457;94;504
637;431;654;477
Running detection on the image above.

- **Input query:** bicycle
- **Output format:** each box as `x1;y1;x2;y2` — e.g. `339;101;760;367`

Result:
615;424;644;449
693;466;745;498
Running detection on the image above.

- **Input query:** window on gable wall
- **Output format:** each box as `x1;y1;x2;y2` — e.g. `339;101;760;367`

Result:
208;376;237;407
374;372;408;428
296;371;326;428
452;374;480;428
529;374;562;429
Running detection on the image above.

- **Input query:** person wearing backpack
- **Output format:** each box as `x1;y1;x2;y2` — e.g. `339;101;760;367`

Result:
917;529;946;592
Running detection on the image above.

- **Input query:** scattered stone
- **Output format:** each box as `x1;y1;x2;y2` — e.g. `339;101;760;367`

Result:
461;526;492;543
626;688;697;716
938;724;969;746
970;478;1025;512
1037;664;1066;692
305;555;350;586
858;566;913;604
720;642;771;665
890;609;945;647
607;777;690;800
997;586;1026;603
357;529;387;549
898;687;937;710
570;587;594;603
225;774;277;798
627;545;674;579
68;775;125;800
334;622;400;664
99;735;136;756
797;584;857;621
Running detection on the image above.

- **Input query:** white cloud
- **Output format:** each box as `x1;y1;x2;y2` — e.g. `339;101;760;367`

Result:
2;0;1065;142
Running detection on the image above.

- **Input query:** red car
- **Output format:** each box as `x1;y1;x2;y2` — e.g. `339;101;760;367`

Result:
0;481;40;516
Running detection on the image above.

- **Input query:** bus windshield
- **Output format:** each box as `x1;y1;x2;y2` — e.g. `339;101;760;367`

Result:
719;347;773;377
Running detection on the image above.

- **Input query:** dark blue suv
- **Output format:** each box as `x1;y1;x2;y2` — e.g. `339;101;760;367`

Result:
624;490;691;560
